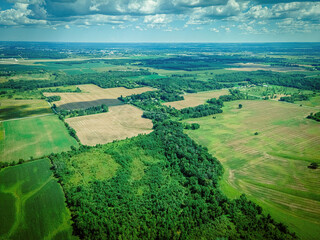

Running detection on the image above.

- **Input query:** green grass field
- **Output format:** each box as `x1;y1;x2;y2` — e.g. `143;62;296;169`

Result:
36;61;110;75
0;159;75;240
296;95;320;107
0;115;78;162
240;85;315;99
184;100;320;240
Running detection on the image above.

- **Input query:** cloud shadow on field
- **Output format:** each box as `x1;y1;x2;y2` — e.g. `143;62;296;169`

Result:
0;105;51;120
57;99;124;110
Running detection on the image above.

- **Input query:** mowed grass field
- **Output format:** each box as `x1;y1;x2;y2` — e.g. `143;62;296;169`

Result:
0;159;75;240
44;84;154;110
0;115;78;162
66;104;153;146
184;100;320;240
163;89;229;110
0;99;52;121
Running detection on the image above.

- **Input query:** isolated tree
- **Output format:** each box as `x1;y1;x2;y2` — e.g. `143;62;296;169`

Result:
308;162;319;169
238;104;243;109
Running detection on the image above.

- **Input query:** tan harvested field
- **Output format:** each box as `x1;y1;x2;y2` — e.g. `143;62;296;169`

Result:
0;99;52;120
163;89;229;110
44;84;154;110
66;104;153;146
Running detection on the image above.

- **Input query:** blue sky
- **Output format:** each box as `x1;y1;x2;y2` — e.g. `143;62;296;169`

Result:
0;0;319;42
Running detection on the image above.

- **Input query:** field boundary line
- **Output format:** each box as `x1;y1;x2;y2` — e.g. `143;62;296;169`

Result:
0;113;54;123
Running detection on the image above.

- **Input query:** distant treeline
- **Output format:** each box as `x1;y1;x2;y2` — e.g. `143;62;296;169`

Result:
126;55;268;71
214;71;320;90
0;70;151;91
0;48;69;59
137;76;229;92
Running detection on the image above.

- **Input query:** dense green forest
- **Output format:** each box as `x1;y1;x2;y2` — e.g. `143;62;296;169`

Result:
49;121;297;240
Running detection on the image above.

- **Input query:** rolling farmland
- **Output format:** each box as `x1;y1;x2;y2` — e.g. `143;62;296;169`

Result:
163;89;229;110
1;42;320;240
0;159;74;240
184;100;320;240
43;84;154;110
0;115;78;162
65;104;153;146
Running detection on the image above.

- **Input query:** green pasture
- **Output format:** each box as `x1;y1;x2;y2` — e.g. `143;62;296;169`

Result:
240;85;315;99
184;100;320;240
0;159;75;240
40;85;80;92
0;72;52;83
36;61;111;75
0;89;44;100
142;66;235;77
296;95;320;107
0;115;78;162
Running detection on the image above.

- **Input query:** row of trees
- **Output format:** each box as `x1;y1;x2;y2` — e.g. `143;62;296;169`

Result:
46;96;61;102
184;123;200;130
214;71;320;90
120;90;184;104
42;87;81;93
57;104;109;119
307;112;320;122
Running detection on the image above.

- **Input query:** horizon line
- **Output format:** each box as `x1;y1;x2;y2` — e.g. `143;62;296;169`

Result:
0;41;320;44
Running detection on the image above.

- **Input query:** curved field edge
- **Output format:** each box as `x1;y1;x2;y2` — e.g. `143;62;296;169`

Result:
183;100;320;240
0;159;75;240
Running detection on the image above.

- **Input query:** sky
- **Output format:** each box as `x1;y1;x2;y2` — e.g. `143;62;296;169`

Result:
0;0;319;42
